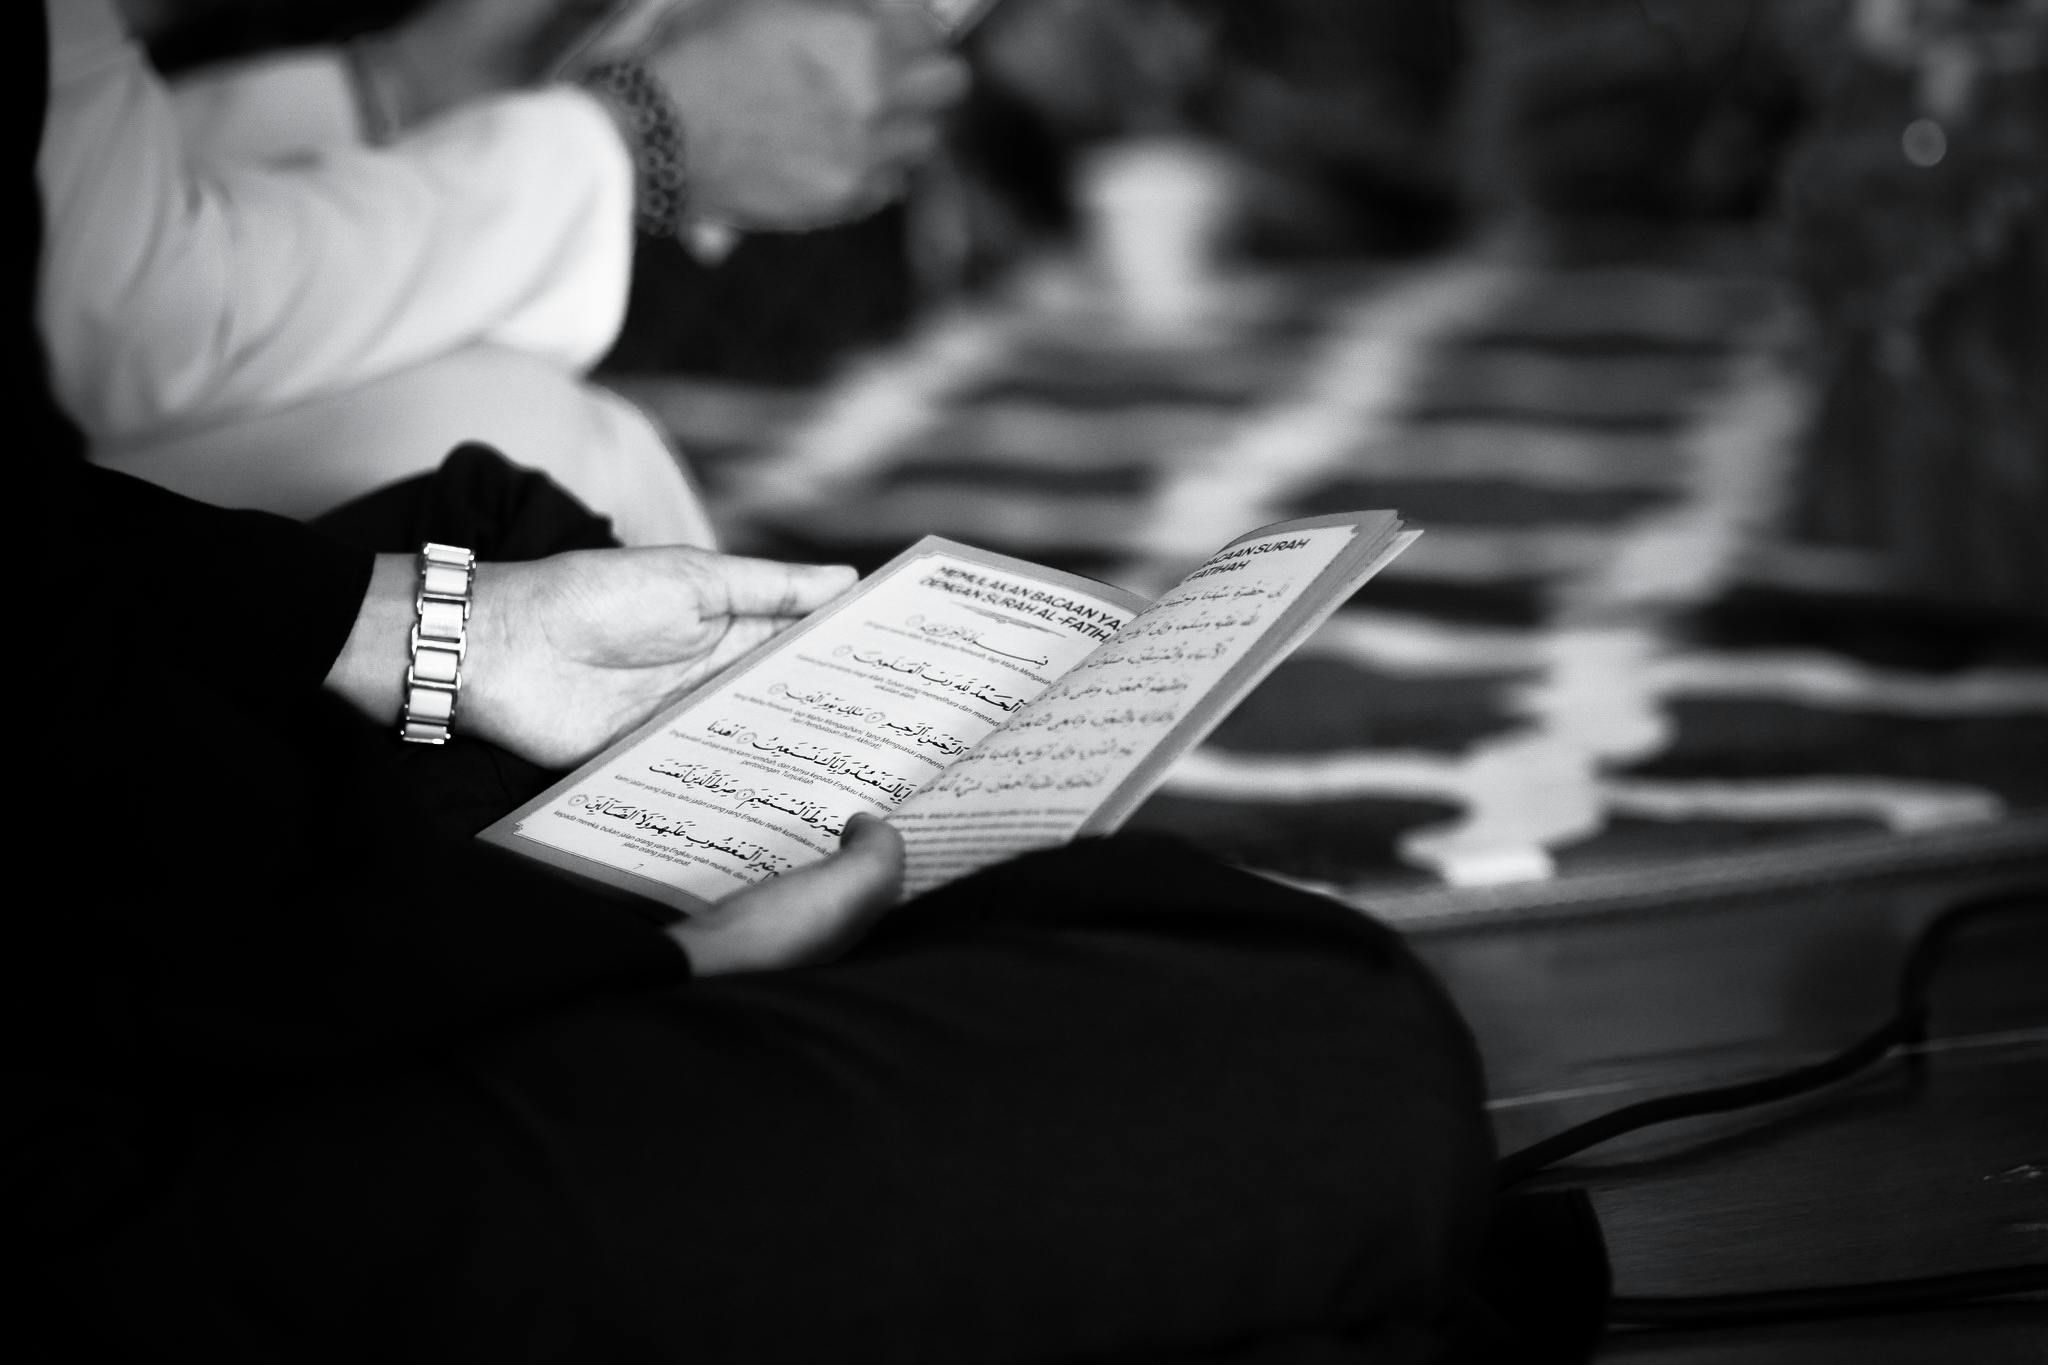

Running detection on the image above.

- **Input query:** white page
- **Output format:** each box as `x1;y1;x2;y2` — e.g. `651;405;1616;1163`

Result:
891;524;1374;897
495;549;1137;909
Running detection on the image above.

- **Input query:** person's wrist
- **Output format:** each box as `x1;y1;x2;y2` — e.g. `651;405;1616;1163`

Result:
449;560;515;752
323;554;520;749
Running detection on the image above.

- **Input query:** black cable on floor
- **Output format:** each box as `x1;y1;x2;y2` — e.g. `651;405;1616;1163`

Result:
1495;886;2045;1190
1492;884;2048;1330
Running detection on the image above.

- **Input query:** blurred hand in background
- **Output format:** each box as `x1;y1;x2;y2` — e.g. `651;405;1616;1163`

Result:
629;0;972;231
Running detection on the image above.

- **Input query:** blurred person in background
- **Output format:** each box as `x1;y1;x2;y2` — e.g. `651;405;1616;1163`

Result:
922;0;1466;292
610;0;1469;377
38;0;966;544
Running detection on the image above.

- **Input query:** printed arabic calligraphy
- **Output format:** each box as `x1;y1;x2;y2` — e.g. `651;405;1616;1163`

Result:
833;646;1025;711
566;793;796;875
700;720;922;804
643;760;852;835
902;614;1053;667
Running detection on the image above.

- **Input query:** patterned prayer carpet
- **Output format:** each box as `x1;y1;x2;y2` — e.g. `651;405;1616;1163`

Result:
613;236;2048;929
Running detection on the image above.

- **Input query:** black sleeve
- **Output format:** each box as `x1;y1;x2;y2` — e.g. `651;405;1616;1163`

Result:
33;437;372;692
28;442;691;1075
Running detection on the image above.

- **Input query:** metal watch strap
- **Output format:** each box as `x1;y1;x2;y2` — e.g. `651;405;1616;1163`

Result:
580;58;689;238
400;542;475;744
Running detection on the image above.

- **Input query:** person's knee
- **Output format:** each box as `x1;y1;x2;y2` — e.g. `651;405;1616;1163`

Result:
875;833;1485;1119
855;834;1497;1341
891;832;1409;970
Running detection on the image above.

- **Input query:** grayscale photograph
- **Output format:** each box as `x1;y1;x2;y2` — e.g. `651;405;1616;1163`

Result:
18;1;2046;1360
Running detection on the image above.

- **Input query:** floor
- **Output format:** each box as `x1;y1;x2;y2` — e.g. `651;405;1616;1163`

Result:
1416;852;2048;1359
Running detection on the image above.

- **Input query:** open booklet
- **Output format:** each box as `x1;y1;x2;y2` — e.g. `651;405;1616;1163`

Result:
481;511;1416;912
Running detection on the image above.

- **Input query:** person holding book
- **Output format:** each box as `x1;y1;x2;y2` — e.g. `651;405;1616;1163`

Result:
37;0;968;545
16;9;1500;1359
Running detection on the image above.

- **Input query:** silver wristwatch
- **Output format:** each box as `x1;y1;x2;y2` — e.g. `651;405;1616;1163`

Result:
399;541;475;745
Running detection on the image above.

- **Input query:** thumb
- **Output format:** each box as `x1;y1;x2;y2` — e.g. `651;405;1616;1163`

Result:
699;555;858;620
776;813;906;929
669;815;905;975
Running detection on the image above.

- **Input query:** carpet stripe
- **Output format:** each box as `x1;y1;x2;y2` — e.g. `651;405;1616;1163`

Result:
1300;611;1547;674
1651;653;2048;716
1127;259;1527;582
1603;776;2006;833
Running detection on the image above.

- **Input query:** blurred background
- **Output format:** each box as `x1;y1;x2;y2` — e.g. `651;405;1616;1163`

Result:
136;0;2047;915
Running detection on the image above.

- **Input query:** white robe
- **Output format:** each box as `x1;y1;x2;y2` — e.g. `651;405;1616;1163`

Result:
36;0;714;547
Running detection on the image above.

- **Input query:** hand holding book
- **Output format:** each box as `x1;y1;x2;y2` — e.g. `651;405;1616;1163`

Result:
483;511;1414;913
324;548;856;770
663;812;905;974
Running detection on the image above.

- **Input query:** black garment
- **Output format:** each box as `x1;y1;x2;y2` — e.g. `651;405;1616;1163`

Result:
59;836;1496;1364
23;456;1500;1362
13;7;1502;1360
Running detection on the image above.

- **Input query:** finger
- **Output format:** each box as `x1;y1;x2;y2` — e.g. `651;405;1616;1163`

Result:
645;0;750;48
677;814;905;973
876;0;953;55
890;54;972;111
691;614;797;676
767;165;907;231
724;815;905;930
817;812;906;919
701;555;859;619
873;117;941;168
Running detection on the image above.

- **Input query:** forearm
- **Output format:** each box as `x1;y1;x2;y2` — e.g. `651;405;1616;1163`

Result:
167;49;364;167
321;554;416;730
39;0;635;442
37;450;373;690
